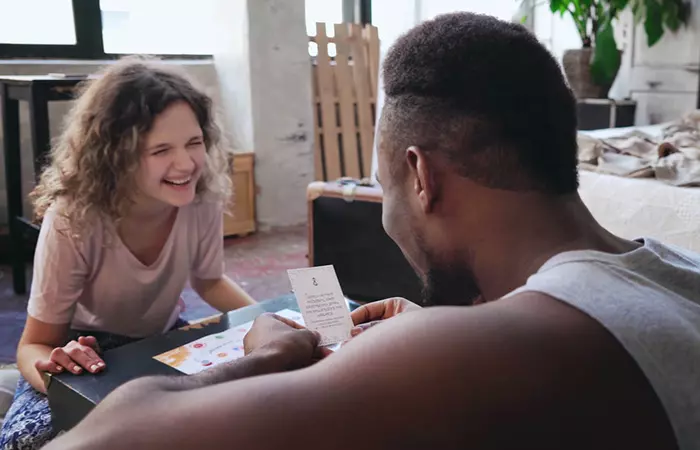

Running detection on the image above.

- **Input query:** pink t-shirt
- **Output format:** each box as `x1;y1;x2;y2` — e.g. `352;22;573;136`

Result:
27;200;224;338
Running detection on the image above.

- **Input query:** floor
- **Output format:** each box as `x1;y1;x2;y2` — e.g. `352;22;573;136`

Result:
0;226;308;364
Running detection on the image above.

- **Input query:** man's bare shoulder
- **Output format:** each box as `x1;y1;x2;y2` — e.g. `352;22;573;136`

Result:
325;292;676;449
337;291;603;364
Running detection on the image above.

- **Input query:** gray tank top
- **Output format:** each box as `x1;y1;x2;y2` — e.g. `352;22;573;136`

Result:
508;238;700;450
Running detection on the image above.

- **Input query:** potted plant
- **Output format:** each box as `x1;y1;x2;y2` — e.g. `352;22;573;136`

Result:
551;0;691;99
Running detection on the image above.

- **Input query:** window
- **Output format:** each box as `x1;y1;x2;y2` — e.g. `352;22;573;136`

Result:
100;0;217;55
306;0;344;37
0;0;371;59
0;0;76;45
0;0;215;59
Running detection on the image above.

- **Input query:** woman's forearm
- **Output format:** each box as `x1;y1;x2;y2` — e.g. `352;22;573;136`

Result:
16;343;55;394
194;276;256;312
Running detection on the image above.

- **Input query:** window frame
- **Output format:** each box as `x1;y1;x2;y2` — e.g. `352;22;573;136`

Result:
0;0;211;60
343;0;372;24
0;0;372;60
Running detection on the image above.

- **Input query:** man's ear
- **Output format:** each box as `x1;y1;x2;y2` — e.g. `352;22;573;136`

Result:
405;146;438;213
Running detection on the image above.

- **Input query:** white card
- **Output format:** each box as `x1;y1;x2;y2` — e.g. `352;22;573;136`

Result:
287;265;353;346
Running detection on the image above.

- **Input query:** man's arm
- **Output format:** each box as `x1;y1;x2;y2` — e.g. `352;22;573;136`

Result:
124;347;291;394
47;293;677;450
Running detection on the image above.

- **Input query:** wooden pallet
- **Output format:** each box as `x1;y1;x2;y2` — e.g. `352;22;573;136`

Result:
310;22;380;181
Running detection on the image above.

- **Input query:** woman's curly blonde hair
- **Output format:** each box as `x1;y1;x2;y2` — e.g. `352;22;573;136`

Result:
30;55;232;236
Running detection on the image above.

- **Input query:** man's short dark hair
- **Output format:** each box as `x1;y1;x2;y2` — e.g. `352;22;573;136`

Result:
382;12;579;194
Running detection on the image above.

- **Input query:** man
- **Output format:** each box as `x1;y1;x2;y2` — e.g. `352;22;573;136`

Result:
47;12;698;450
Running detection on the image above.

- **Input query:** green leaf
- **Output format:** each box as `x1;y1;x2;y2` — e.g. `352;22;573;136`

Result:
644;0;664;46
631;0;646;23
663;1;681;31
591;17;621;86
609;0;630;10
549;0;568;14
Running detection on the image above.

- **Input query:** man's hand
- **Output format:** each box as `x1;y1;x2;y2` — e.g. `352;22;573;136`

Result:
35;336;105;375
243;313;330;370
350;297;422;336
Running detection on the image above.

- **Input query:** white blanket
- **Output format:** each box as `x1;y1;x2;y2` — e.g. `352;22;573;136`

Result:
579;123;700;252
579;170;700;252
579;115;700;187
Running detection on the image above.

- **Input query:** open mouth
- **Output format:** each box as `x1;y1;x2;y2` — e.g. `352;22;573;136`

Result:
163;176;192;186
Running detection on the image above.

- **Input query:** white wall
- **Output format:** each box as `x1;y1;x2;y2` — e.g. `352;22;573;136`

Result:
531;0;582;65
421;0;521;22
372;0;523;55
214;0;314;229
372;0;587;85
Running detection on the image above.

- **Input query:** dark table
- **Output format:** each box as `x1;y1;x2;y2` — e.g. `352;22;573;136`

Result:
0;75;87;294
47;295;359;432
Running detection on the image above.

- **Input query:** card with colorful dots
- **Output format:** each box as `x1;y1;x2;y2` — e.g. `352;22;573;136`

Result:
153;308;305;374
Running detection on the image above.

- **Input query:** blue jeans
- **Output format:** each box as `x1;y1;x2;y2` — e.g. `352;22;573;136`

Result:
0;318;188;450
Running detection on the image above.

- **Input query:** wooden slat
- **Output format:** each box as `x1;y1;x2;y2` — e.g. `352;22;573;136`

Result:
312;121;358;134
349;23;375;178
333;23;361;179
314;95;376;103
366;25;380;99
309;36;343;44
311;62;319;97
315;23;342;181
311;66;323;180
308;22;381;181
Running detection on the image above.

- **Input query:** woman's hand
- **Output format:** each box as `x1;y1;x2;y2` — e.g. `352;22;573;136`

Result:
35;336;106;375
350;297;422;336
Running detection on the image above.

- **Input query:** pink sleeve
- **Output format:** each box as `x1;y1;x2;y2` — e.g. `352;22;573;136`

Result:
191;202;225;280
27;209;89;324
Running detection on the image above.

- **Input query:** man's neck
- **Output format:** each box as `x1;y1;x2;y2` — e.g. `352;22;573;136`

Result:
449;193;638;302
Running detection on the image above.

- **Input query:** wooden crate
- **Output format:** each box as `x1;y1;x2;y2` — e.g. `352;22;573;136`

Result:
309;22;380;181
223;152;256;237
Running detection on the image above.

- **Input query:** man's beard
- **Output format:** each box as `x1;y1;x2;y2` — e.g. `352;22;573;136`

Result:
409;232;482;307
420;264;482;307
